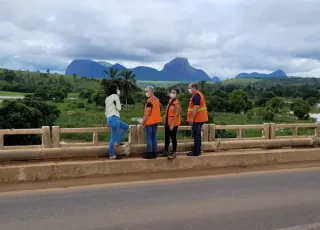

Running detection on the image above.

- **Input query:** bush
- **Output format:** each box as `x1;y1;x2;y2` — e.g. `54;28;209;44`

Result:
77;103;85;109
291;99;311;120
262;106;275;121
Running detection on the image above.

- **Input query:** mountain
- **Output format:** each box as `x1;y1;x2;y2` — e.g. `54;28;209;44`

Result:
235;70;287;78
65;57;218;82
66;59;106;78
211;76;221;82
98;61;112;67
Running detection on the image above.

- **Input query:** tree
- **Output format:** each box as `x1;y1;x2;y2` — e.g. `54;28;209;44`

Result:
266;97;285;113
0;97;60;146
291;99;311;120
306;97;318;106
2;69;16;82
198;80;207;92
103;66;121;81
120;70;137;106
263;106;275;121
228;90;253;113
46;69;50;74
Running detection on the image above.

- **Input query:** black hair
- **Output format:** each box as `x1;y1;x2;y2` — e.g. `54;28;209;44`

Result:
107;84;118;96
173;88;180;94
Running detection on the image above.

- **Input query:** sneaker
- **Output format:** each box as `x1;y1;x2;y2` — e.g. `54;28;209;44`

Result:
109;156;121;160
158;151;169;157
168;152;176;159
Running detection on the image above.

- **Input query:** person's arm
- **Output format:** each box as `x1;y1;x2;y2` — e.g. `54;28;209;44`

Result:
171;103;181;128
189;94;200;122
115;95;121;111
142;102;152;125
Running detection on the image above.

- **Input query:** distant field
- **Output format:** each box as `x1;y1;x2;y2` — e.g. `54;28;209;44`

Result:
0;68;101;91
0;91;27;96
221;78;262;85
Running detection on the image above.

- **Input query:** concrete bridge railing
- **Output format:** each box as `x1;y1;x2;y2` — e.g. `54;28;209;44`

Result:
0;123;319;161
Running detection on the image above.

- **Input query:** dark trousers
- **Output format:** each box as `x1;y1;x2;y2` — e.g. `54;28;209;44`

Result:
165;125;178;152
192;122;204;155
145;124;158;153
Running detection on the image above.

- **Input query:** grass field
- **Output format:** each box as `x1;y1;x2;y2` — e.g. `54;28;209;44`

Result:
51;94;317;143
221;78;262;85
0;91;27;96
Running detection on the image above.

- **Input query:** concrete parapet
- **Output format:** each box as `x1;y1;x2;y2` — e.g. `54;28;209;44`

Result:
1;148;320;184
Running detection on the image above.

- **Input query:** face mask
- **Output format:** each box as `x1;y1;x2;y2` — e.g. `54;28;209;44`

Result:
188;88;193;94
117;90;120;96
170;93;176;99
145;92;150;98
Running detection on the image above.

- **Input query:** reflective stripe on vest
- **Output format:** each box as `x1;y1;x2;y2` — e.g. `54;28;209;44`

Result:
188;107;207;112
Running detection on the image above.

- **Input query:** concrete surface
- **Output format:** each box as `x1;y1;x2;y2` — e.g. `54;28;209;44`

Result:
1;148;320;184
1;168;320;230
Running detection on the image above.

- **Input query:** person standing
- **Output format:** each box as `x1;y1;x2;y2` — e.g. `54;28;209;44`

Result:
105;84;129;160
158;89;181;159
187;83;208;156
141;86;162;159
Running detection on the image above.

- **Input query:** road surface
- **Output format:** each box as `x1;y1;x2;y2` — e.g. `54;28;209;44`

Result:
1;168;320;230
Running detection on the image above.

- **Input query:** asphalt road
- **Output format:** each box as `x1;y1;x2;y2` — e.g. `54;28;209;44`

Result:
1;168;320;230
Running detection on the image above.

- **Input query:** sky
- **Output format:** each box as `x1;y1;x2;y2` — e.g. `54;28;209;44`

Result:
1;0;320;79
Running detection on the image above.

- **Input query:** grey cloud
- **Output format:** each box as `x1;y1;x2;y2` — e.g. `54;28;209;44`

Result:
1;0;320;77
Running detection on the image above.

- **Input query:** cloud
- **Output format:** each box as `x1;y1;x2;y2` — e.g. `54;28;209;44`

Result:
1;0;320;78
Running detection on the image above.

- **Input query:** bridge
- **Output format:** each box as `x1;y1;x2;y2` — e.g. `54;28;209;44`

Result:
0;122;320;185
2;123;320;230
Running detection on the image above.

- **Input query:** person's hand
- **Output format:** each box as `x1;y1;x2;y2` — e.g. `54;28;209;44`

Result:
170;125;174;130
188;119;193;125
106;123;110;128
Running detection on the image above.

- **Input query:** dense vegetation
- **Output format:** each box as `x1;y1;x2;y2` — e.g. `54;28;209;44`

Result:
1;67;320;144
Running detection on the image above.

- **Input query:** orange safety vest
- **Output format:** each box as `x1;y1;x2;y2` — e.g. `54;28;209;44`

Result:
165;99;181;127
187;90;208;122
144;96;162;126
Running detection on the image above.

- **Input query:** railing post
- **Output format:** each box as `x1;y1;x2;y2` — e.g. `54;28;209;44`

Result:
41;126;51;148
93;129;99;145
202;124;209;142
263;123;270;139
237;128;243;139
137;125;145;144
315;122;320;137
294;126;299;137
129;125;138;145
209;124;216;142
270;123;276;139
52;126;60;148
0;133;3;150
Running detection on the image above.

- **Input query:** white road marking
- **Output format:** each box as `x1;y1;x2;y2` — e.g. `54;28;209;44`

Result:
277;223;320;230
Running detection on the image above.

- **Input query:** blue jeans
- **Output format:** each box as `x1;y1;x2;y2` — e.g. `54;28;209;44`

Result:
145;124;158;153
107;116;129;157
192;122;204;155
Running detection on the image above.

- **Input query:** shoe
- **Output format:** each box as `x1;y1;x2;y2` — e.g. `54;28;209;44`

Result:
168;152;176;159
151;152;157;159
109;156;121;160
158;151;168;157
187;152;200;157
115;142;124;147
142;152;151;159
142;152;157;159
